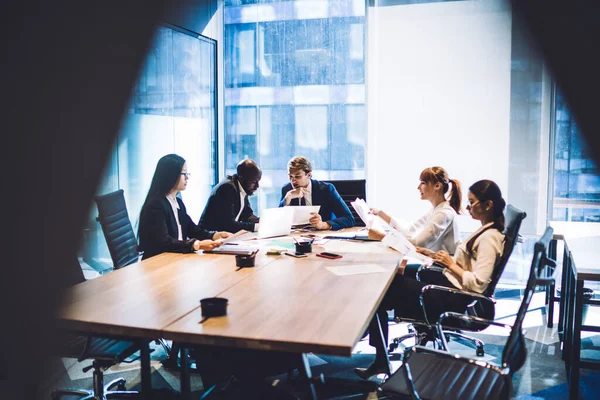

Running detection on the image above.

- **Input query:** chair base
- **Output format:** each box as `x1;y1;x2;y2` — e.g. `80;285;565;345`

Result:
52;376;139;400
388;324;442;353
444;331;485;356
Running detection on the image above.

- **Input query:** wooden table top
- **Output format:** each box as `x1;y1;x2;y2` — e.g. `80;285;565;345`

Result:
59;250;280;338
163;239;400;356
60;230;401;355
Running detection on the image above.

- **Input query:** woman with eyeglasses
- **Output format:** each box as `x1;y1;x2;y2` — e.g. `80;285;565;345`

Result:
138;153;231;260
355;179;506;379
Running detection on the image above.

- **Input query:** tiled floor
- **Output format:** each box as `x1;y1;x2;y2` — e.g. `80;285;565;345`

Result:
36;291;600;399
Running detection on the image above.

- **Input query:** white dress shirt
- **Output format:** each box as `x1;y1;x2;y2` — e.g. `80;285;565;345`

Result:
444;222;505;293
165;194;183;240
235;181;246;222
237;181;259;232
389;201;460;254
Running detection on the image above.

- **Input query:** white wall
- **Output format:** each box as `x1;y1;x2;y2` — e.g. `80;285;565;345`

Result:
367;0;512;232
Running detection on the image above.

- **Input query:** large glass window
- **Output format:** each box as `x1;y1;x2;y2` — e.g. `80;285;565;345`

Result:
79;25;218;272
224;0;367;210
551;86;600;222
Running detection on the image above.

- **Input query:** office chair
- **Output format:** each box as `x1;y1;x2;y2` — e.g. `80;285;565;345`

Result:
94;190;171;356
388;205;527;356
94;189;140;270
377;226;555;400
52;259;140;399
324;179;367;227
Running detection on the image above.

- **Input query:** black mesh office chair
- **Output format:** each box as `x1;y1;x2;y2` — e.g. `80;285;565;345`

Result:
324;179;366;227
94;189;140;270
378;226;555;400
388;205;527;356
94;190;171;356
52;259;140;399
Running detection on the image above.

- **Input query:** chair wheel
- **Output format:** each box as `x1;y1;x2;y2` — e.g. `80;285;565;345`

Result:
476;347;485;357
117;383;127;391
388;343;397;352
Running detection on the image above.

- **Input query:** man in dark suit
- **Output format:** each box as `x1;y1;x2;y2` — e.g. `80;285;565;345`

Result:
199;159;261;233
279;156;355;230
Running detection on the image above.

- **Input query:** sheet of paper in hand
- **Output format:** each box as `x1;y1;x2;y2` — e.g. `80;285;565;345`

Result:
219;229;257;244
382;229;433;267
350;198;374;228
292;205;321;225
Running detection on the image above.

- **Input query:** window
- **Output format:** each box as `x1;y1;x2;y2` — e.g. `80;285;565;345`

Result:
79;25;218;272
224;0;367;211
550;86;600;222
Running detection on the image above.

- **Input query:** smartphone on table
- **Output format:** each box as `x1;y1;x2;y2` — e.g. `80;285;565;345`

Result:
316;252;343;260
285;251;308;258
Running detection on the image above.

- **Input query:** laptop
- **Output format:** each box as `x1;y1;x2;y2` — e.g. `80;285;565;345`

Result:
255;206;296;239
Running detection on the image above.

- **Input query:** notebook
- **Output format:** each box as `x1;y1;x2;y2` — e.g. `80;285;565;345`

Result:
324;231;378;241
204;244;258;256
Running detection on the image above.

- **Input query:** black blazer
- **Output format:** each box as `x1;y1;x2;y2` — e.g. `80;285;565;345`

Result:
279;179;355;230
199;175;259;233
138;196;215;260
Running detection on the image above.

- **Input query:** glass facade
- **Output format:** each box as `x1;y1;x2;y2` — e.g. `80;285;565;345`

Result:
224;0;367;211
79;26;218;272
551;86;600;222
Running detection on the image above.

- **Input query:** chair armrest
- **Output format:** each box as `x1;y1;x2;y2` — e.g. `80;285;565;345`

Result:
419;284;495;326
77;336;93;362
536;256;557;286
436;311;512;351
415;264;445;281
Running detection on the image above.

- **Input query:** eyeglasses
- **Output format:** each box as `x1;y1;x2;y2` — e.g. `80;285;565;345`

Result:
181;172;192;178
467;199;480;208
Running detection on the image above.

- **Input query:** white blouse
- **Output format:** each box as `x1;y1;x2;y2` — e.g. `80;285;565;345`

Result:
444;222;505;294
165;194;183;240
389;201;460;254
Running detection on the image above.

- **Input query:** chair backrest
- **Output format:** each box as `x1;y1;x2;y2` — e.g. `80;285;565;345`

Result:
484;204;527;297
94;189;139;270
465;205;526;321
501;226;554;373
323;179;366;226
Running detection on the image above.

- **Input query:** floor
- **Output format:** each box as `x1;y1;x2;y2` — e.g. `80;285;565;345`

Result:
34;290;600;399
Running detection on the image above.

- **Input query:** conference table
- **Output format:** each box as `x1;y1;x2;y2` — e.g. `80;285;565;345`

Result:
549;222;600;400
58;229;401;398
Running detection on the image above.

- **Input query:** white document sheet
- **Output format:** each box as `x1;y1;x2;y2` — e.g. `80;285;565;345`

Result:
292;205;321;225
381;229;434;267
382;229;414;255
326;264;387;276
219;229;257;244
350;198;374;228
404;251;434;267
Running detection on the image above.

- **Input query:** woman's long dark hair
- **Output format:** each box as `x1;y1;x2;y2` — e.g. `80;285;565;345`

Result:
419;166;462;214
138;154;186;229
465;179;506;255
